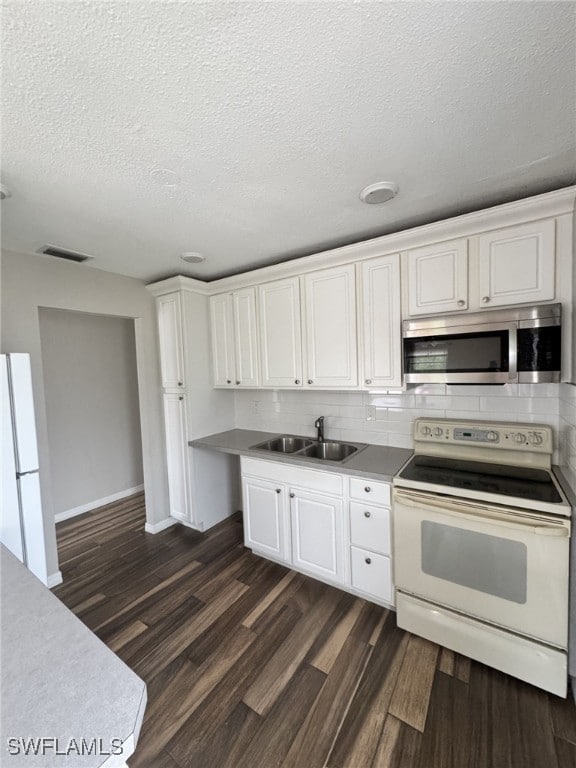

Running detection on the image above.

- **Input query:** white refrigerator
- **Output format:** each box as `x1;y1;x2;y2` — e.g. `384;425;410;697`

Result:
1;353;48;584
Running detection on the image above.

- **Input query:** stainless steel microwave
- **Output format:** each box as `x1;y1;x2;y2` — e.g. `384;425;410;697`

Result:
402;303;561;384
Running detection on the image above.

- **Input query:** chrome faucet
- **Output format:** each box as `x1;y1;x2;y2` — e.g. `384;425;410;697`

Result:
314;416;325;442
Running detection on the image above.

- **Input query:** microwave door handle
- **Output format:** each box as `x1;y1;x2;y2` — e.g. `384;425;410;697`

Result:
508;326;517;379
394;489;570;536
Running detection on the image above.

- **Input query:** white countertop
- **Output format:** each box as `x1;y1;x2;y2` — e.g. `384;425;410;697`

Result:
0;546;146;768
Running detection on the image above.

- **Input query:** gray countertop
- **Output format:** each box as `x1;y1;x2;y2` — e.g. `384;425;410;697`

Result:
190;429;413;482
0;546;147;768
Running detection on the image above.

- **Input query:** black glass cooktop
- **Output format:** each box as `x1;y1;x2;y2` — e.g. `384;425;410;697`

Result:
398;456;563;504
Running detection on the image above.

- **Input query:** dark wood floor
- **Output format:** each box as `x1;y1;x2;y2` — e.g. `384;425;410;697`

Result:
53;493;576;768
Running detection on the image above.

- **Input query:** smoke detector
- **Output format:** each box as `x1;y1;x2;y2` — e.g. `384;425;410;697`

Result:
180;252;206;264
359;182;399;205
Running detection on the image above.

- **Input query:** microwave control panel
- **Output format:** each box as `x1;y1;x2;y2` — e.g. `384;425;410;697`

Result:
413;419;552;454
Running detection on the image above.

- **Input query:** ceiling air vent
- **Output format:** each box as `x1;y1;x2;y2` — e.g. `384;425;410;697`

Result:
40;246;93;263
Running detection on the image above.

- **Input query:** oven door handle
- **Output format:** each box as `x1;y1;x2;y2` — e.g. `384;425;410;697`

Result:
393;489;570;537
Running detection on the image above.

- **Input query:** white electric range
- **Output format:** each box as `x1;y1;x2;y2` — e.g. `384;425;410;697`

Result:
393;418;571;697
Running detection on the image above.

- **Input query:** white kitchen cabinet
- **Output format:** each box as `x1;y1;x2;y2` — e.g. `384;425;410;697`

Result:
350;501;391;555
406;238;469;316
232;288;260;387
162;393;191;522
290;489;345;584
477;219;556;308
210;289;260;387
258;278;303;388
242;476;290;562
303;264;358;387
359;254;402;388
157;293;186;390
209;293;236;387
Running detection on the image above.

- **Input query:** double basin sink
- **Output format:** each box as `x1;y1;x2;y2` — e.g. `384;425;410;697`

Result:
250;434;366;463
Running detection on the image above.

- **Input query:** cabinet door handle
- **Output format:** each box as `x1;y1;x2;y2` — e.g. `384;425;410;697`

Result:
365;557;372;565
364;510;371;518
226;379;231;384
236;380;241;385
457;300;465;307
365;379;372;385
295;379;300;384
307;379;313;385
289;492;295;498
178;381;183;386
179;396;184;401
364;486;371;493
276;488;282;494
482;296;490;304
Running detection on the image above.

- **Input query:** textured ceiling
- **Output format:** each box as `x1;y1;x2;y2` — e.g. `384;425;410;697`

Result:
1;1;575;282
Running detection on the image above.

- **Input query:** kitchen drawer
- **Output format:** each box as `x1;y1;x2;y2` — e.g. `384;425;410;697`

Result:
349;477;391;507
350;501;390;555
350;546;393;604
241;457;343;496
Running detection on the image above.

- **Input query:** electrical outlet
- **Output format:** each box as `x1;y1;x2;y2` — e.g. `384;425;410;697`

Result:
365;405;376;421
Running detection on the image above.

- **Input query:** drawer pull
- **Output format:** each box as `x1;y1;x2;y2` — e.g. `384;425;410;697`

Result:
364;510;371;518
295;379;300;384
365;486;371;493
226;379;231;384
289;492;295;498
236;380;241;385
307;379;313;385
365;557;372;565
276;488;281;494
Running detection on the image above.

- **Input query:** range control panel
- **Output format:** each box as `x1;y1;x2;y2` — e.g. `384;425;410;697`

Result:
414;419;553;454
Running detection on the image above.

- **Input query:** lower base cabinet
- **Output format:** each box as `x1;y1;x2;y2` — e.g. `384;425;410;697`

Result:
241;457;394;607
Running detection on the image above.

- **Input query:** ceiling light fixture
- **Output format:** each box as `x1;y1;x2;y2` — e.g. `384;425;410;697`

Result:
180;252;206;264
359;181;399;205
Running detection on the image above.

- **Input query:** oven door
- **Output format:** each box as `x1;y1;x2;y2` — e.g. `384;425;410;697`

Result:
393;488;570;647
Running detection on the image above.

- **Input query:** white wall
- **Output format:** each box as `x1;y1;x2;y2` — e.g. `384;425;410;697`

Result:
38;308;143;518
559;383;576;490
235;383;561;459
1;249;169;581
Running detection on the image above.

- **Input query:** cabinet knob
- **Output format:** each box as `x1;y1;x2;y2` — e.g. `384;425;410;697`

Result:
178;381;183;386
364;486;371;493
295;379;300;384
307;379;313;385
178;396;184;401
457;300;465;307
365;557;372;565
482;296;490;304
365;379;372;385
226;379;231;384
364;510;371;518
289;492;295;498
236;380;241;385
276;488;281;494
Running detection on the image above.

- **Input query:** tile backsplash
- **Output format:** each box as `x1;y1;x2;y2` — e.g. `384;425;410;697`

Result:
235;383;563;461
559;383;576;492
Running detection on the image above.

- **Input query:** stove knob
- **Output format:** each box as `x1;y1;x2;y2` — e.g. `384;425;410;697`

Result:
421;426;432;436
529;432;544;446
487;431;498;441
433;427;443;437
514;433;527;445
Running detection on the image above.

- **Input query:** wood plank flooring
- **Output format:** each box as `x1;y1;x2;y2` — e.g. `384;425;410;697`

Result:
54;492;576;768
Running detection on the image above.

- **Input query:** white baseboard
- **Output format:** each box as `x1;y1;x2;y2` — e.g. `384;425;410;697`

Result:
47;570;63;588
55;485;144;523
145;517;178;534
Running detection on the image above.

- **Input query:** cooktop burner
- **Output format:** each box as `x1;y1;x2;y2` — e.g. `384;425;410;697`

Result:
397;456;564;504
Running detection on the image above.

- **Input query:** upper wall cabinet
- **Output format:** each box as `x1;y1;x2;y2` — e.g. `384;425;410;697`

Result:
406;238;469;316
477;220;556;308
157;293;186;390
303;264;358;388
359;254;402;389
210;289;260;388
258;278;303;388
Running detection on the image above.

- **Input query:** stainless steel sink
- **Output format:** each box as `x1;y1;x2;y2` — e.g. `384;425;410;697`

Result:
250;434;364;463
251;435;314;453
300;440;359;462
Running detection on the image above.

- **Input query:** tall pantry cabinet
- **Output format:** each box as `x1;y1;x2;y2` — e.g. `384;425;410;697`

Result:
150;281;237;530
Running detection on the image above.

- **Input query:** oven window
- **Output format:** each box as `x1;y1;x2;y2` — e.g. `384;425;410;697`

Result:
404;331;508;373
421;522;527;603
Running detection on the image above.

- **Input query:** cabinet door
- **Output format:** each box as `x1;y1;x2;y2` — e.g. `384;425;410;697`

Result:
350;547;393;604
290;490;345;583
360;254;402;388
259;278;303;388
163;393;190;522
157;293;185;389
232;288;260;387
303;265;358;387
209;294;236;387
406;239;468;316
477;220;555;308
242;477;290;562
